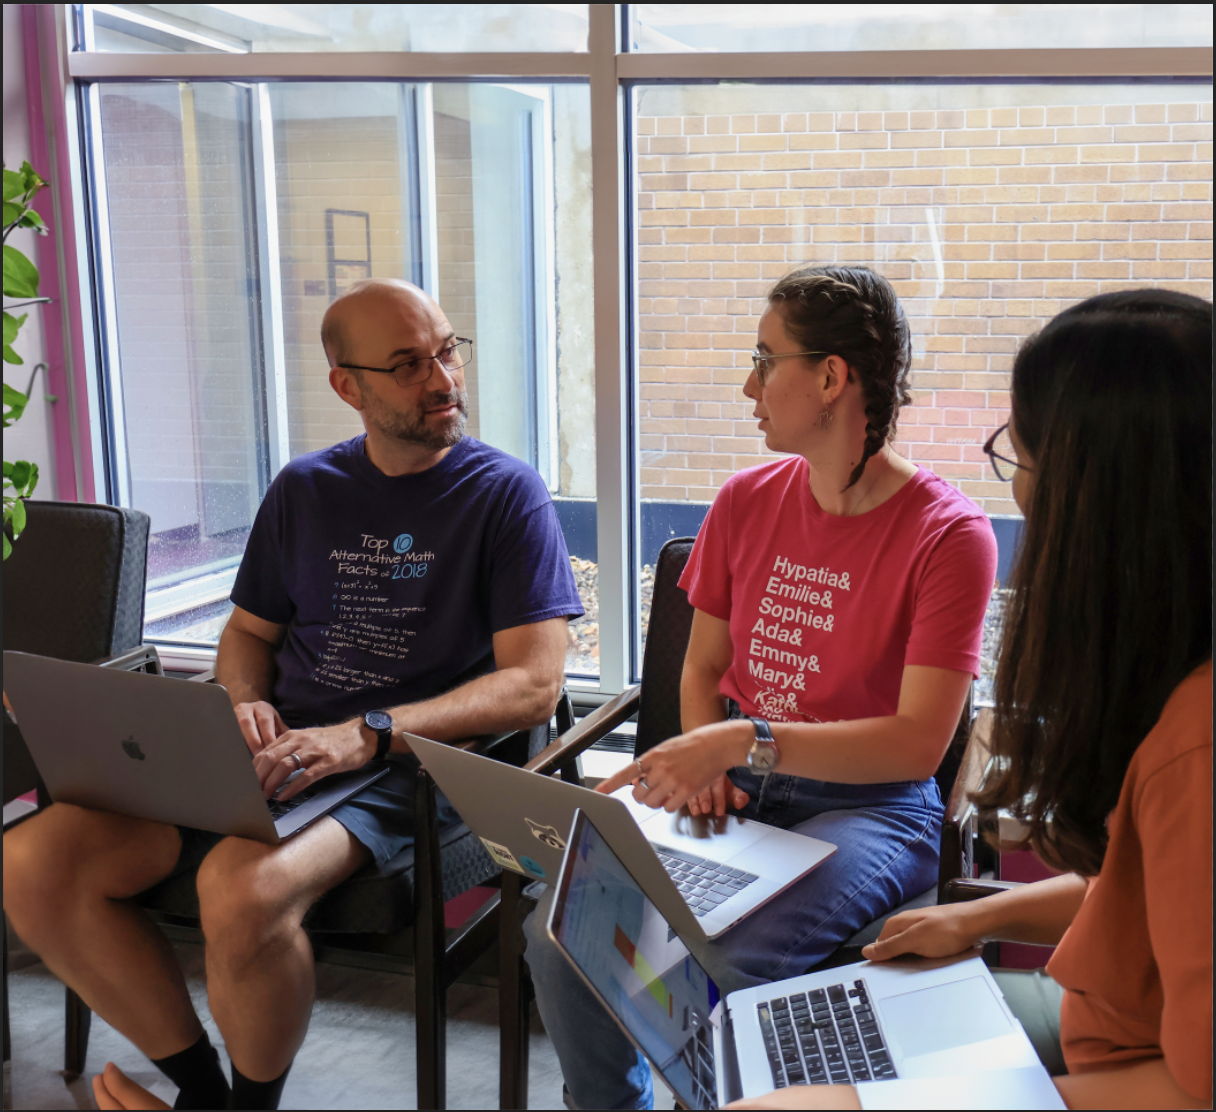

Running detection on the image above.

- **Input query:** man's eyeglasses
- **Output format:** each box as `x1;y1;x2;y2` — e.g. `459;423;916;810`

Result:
983;423;1030;482
750;349;831;387
339;337;473;388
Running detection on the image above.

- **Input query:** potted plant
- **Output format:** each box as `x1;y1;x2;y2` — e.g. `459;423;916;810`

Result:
3;160;52;560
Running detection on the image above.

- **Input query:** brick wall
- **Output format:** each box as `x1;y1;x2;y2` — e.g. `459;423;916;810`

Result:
636;99;1213;514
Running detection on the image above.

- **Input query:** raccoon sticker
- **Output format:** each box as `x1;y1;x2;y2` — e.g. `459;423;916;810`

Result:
525;818;567;851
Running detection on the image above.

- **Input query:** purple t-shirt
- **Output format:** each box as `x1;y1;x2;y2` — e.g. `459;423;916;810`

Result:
231;435;583;727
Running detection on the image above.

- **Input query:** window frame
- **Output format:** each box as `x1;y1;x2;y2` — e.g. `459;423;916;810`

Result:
37;3;1215;692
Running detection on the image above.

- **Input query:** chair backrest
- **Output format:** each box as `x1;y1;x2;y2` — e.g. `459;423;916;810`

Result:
634;538;697;758
4;501;151;662
630;534;976;801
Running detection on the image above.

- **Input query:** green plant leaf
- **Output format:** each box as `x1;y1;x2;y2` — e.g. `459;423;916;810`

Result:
3;532;12;561
9;496;25;538
2;345;21;365
18;209;46;232
3;381;30;426
3;310;27;345
3;244;39;299
23;461;39;499
2;168;23;203
21;162;47;196
7;460;31;490
2;201;21;227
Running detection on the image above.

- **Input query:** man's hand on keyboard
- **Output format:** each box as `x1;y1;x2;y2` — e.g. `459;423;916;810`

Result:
254;718;377;801
233;699;288;756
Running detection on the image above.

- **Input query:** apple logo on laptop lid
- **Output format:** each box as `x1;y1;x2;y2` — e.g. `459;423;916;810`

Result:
121;737;146;761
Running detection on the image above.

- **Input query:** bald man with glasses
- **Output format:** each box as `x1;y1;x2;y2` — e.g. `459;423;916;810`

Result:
4;278;584;1110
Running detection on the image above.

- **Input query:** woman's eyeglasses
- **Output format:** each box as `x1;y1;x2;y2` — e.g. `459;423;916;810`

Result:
750;348;830;387
983;423;1031;482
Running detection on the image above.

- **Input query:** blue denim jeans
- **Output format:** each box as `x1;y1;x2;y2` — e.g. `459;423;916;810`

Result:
523;772;942;1110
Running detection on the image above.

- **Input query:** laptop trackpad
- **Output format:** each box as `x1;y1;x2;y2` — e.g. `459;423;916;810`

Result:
878;976;1011;1058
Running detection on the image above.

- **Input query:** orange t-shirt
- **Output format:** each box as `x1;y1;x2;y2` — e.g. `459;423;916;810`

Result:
1046;661;1213;1101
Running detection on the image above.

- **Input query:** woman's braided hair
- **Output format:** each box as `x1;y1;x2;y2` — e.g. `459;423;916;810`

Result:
768;265;913;490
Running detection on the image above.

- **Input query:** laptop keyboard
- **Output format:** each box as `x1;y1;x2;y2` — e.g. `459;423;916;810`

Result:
758;979;897;1087
267;783;321;820
651;844;759;918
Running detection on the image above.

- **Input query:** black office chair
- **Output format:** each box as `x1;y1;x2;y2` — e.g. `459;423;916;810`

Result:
496;537;991;1108
2;500;155;1069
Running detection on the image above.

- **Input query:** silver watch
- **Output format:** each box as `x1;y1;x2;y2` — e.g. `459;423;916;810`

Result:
745;717;780;772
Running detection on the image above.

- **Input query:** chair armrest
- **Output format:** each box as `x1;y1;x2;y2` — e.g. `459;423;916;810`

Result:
942;878;1023;904
937;708;995;900
94;645;163;675
524;686;641;777
188;667;217;684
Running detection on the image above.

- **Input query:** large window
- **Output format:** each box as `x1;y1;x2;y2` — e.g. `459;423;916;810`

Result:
59;5;1212;691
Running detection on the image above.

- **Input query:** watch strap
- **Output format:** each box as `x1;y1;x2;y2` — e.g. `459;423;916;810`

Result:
749;716;774;741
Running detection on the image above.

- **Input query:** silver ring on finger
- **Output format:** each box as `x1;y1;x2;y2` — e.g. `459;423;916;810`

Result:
289;752;304;771
639;775;651;791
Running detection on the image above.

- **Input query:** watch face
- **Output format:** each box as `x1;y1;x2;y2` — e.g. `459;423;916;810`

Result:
751;742;779;772
365;710;392;732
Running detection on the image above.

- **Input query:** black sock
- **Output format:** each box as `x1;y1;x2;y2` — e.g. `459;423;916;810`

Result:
230;1061;292;1111
151;1031;231;1111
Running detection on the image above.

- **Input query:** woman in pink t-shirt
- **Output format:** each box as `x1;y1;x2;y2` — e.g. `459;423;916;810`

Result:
520;266;997;1110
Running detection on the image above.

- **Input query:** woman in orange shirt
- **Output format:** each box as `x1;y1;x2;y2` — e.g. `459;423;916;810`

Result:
728;288;1213;1110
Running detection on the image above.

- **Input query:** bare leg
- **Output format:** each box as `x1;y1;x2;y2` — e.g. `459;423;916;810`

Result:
198;817;370;1082
2;803;202;1058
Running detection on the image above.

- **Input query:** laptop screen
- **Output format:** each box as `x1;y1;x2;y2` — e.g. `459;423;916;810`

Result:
550;811;722;1111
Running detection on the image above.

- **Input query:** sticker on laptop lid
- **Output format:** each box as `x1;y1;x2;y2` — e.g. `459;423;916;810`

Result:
525;818;567;851
519;855;547;879
479;837;525;873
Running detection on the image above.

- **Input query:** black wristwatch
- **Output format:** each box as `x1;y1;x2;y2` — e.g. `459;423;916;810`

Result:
363;709;393;762
745;717;780;772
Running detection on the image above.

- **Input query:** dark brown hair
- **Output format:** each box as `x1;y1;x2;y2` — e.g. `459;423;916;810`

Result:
768;266;912;489
974;289;1212;875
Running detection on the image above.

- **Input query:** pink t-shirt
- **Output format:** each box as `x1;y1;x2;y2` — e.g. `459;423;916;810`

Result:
680;458;998;724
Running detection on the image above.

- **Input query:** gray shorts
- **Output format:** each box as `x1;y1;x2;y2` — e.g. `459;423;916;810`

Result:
173;754;460;873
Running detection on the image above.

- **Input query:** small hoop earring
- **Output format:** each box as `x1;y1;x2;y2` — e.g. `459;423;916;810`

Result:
818;407;834;429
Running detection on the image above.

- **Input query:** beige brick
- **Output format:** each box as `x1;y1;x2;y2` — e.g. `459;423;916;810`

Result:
1079;144;1138;164
1076;260;1132;279
656;117;682;136
1173;122;1215;141
1046;242;1100;260
838;132;889;150
882;111;909;131
1021;262;1077;279
909;111;936;130
1116;124;1173;143
713;153;766;172
755;113;781;134
999;165;1053;184
780;113;806;133
936;110;965;130
1045;106;1076;127
944;128;998;148
1055;126;1113;144
892;130;942;149
803;112;833;133
1106;202;1163;221
649;136;690;155
1135;104;1168;124
1163;201;1213;220
1104;105;1134;125
1053;164;1109;184
1131;260;1188;279
739;134;789;152
1180;183;1212;201
1168;103;1199;123
1159;240;1213;261
707;116;730;135
730;116;756;135
990;107;1018;128
969;147;1023;166
688;135;739;155
814;151;865;170
1166;161;1214;181
1101;241;1157;260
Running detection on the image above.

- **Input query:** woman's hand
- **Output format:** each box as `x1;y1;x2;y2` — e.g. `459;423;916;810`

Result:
689;773;751;817
596;720;753;811
861;902;984;962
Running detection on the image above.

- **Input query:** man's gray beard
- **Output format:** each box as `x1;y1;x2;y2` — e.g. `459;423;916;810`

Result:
365;387;468;450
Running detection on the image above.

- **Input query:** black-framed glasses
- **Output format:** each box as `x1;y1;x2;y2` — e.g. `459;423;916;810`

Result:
750;348;831;386
983;423;1030;482
339;337;473;388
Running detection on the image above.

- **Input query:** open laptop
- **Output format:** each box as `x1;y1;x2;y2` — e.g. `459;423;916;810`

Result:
3;651;388;843
549;809;1066;1111
408;732;834;940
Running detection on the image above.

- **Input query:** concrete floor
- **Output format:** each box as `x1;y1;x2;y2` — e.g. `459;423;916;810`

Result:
4;938;677;1110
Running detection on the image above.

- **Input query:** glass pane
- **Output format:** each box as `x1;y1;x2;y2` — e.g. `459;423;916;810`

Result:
93;80;596;673
85;4;589;53
95;83;263;645
632;81;1213;648
630;4;1213;52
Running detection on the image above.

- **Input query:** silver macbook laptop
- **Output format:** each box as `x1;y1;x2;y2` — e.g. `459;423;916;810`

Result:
408;732;834;940
549;809;1066;1111
3;651;388;843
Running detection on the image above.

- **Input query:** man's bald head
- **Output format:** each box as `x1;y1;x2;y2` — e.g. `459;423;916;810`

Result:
321;278;444;369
